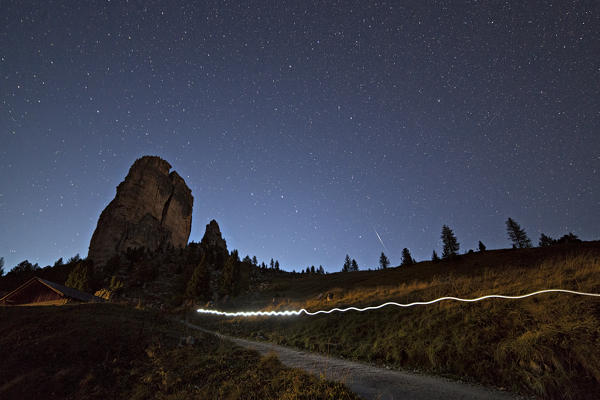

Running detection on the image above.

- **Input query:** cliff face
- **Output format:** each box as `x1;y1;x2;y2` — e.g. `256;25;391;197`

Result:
88;156;193;266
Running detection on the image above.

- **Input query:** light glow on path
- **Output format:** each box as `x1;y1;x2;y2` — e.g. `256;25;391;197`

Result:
196;289;600;317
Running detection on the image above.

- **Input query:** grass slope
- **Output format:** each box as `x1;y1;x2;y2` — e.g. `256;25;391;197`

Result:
0;304;359;399
195;243;600;399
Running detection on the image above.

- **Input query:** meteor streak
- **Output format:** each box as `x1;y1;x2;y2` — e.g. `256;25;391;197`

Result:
373;227;389;253
196;289;600;317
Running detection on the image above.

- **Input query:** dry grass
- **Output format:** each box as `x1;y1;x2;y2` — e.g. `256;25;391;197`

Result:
0;304;359;399
196;244;600;399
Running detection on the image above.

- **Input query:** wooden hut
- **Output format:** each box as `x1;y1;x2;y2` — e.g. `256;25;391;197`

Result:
0;277;103;306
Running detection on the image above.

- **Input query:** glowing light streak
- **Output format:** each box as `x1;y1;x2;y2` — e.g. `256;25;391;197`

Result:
196;289;600;318
373;227;389;253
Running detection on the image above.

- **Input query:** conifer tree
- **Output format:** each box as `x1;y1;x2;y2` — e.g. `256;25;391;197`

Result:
221;254;240;296
478;241;486;252
506;218;532;248
401;248;414;266
186;256;211;302
270;258;274;269
342;254;351;272
379;252;390;269
0;257;4;277
65;261;93;292
252;256;258;266
351;259;359;271
441;225;460;259
318;265;325;274
274;260;280;270
539;233;555;247
431;250;440;262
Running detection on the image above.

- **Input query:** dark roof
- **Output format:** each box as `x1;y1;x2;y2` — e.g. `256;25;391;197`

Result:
0;277;104;304
37;278;103;302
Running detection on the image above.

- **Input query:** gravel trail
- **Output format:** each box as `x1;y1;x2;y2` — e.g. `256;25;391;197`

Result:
183;321;522;400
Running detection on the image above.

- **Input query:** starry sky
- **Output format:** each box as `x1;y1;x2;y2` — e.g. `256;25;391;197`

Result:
1;1;599;273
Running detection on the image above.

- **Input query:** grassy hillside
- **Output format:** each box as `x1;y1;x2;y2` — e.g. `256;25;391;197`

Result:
0;304;359;399
194;243;600;399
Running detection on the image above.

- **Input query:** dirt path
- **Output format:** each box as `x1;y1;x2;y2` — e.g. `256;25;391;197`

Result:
183;321;522;400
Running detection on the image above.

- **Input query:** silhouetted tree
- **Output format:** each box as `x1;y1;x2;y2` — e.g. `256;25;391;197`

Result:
401;248;414;266
506;218;532;248
67;253;82;264
318;265;325;274
53;257;64;268
342;254;351;272
186;256;211;302
0;257;4;277
274;260;280;270
379;252;390;269
441;225;460;259
351;259;359;272
270;258;274;269
431;250;440;262
242;255;252;264
539;233;555;247
478;241;486;252
10;260;38;275
557;232;581;245
252;256;258;266
310;265;315;274
231;249;240;263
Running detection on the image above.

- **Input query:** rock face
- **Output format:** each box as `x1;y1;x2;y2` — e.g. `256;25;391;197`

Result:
88;156;193;266
200;219;227;251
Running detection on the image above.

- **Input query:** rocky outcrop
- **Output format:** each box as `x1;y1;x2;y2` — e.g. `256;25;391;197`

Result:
201;219;227;251
88;156;193;267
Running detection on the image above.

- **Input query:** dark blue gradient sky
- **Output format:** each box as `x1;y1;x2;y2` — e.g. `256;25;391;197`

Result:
1;1;598;272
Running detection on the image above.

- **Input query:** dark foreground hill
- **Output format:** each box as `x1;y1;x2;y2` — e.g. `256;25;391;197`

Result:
0;304;358;399
196;242;600;399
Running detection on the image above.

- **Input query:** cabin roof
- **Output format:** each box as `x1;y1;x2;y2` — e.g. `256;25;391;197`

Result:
0;277;104;304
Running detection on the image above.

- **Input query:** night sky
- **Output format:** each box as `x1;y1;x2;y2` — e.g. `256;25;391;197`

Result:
1;1;598;273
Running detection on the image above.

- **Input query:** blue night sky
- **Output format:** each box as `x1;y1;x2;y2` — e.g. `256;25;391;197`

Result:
1;1;598;272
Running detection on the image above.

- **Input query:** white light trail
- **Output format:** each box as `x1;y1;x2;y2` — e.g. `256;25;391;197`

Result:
196;289;600;318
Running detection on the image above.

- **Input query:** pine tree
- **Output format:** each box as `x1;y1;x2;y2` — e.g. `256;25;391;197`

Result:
270;258;274;269
242;255;252;264
539;233;555;247
401;248;414;266
351;259;359;271
274;260;280;270
220;254;240;296
506;218;532;248
318;265;325;274
441;225;460;259
478;241;486;252
252;256;258;266
0;257;4;277
310;265;315;274
431;250;440;262
186;257;211;302
342;254;351;272
379;252;390;269
65;261;92;292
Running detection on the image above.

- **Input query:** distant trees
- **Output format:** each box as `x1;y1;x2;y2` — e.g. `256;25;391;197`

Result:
478;241;486;252
431;250;440;262
318;265;325;274
342;255;359;272
539;232;581;247
506;218;532;248
0;257;4;277
379;252;390;269
9;260;40;275
539;233;555;247
252;256;258;266
441;225;460;259
401;248;415;266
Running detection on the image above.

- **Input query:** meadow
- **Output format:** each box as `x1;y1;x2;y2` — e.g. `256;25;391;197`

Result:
195;243;600;399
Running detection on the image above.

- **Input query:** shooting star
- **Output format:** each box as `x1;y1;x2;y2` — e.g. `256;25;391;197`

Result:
373;227;389;253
